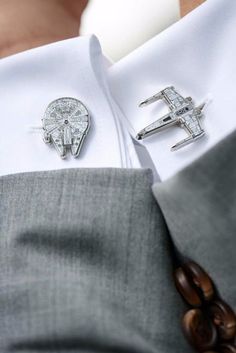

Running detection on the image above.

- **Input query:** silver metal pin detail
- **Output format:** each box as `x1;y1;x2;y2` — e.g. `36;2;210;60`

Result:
137;86;206;151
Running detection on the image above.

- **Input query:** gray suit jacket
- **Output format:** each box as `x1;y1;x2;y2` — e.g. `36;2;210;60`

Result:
0;131;235;353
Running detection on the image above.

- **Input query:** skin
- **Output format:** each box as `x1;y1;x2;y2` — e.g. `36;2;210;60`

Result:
180;0;205;17
0;0;88;58
0;0;204;59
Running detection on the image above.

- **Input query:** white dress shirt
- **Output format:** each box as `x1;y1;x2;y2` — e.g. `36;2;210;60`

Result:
0;0;235;180
109;0;236;180
0;35;139;176
81;0;180;61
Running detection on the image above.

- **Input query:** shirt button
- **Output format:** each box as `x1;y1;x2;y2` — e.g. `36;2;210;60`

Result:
209;300;236;341
182;308;218;351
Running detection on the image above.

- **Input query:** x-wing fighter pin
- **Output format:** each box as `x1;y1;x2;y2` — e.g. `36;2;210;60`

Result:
42;97;90;159
136;86;206;151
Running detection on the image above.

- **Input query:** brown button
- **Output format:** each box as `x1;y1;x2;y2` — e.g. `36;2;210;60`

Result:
220;343;236;353
174;267;202;306
174;261;215;307
182;308;218;351
209;300;236;341
184;261;215;302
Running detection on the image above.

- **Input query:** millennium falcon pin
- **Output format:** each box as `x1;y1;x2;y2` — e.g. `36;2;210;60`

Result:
42;97;90;159
137;86;206;151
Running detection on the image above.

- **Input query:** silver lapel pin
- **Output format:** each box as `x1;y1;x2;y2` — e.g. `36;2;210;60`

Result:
42;97;90;159
136;86;206;151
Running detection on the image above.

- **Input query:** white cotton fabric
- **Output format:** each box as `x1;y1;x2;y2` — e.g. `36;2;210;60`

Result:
0;35;139;176
1;0;235;180
109;0;236;180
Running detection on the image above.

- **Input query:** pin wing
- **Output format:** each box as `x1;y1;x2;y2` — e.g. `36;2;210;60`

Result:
139;86;188;111
161;87;188;111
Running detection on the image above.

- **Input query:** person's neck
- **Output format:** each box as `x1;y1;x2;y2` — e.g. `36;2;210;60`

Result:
0;0;87;58
180;0;205;17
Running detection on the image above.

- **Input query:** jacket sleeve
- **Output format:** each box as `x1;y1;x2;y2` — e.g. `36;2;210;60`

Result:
0;168;190;353
153;130;236;310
